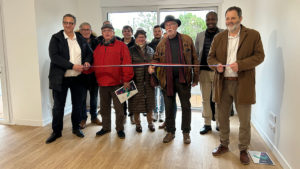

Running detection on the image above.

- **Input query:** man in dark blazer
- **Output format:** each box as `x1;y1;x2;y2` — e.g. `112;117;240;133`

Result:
46;14;93;144
195;11;223;134
207;7;265;164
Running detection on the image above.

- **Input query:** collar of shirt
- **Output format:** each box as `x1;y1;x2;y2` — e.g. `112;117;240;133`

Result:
63;31;77;40
228;29;240;39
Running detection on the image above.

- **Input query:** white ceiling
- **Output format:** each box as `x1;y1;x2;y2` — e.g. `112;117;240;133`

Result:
100;0;223;7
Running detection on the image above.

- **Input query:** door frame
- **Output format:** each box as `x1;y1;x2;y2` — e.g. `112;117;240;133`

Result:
0;0;13;124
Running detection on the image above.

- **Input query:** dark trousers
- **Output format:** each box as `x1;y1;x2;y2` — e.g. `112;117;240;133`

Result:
82;84;99;120
52;75;85;133
163;78;191;134
100;85;125;131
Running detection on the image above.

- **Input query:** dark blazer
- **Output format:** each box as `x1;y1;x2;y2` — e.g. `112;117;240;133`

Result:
48;30;93;91
121;37;135;48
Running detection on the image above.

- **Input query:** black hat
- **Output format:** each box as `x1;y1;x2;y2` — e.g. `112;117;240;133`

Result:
160;15;181;29
101;24;114;30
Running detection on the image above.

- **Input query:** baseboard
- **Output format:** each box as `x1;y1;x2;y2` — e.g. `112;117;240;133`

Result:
252;120;292;169
14;119;44;126
12;105;73;127
42;105;72;126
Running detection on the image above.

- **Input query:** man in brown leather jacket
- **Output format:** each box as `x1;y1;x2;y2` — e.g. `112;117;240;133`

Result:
149;15;199;144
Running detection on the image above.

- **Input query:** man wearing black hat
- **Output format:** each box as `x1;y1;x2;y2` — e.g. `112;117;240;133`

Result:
90;24;134;139
149;15;199;144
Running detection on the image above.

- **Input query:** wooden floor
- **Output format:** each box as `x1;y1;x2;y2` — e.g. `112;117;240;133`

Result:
0;112;282;169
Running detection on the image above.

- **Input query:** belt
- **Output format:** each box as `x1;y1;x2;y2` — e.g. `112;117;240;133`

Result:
224;77;238;81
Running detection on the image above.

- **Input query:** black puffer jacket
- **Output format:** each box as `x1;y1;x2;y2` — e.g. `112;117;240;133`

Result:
128;44;155;114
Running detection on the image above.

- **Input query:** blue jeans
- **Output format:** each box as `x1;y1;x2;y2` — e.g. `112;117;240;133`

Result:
154;86;165;114
82;73;99;121
82;84;99;120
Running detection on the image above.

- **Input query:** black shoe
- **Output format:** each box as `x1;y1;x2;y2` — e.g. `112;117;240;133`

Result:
158;113;164;122
200;125;212;135
45;132;62;144
117;130;125;139
148;124;155;132
72;129;84;138
96;129;111;136
136;125;142;133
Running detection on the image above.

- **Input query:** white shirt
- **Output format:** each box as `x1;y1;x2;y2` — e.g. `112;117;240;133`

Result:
224;30;240;77
63;31;82;77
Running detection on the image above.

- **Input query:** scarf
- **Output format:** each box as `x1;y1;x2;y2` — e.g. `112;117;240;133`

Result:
165;33;186;96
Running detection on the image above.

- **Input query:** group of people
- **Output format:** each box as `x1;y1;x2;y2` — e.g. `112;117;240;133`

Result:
46;6;265;165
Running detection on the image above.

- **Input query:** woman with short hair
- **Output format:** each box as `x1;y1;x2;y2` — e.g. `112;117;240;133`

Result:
128;29;155;133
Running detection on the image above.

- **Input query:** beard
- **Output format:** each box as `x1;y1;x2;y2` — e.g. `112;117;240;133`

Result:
227;21;240;33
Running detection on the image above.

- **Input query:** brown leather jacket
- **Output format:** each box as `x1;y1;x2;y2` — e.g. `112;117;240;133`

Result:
152;33;199;89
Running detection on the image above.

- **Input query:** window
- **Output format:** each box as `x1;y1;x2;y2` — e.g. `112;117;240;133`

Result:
107;7;218;108
160;9;216;41
107;7;217;43
108;12;157;42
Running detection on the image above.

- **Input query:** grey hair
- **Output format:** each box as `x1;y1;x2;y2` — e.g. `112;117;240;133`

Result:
226;6;242;18
63;14;76;24
79;22;91;29
102;20;111;25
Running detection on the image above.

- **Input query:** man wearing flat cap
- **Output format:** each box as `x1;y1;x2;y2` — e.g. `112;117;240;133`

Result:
90;24;134;139
149;15;199;144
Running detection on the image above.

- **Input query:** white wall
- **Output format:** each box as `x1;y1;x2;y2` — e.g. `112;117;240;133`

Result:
34;0;103;126
77;0;102;36
1;0;299;168
1;0;43;126
221;1;300;168
34;0;79;125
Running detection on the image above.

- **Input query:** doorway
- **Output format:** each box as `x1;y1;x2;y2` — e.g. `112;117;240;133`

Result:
0;1;11;124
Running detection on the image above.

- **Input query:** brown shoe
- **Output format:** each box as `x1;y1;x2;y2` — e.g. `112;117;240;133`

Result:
212;144;229;156
148;124;155;132
159;122;166;129
79;120;86;129
163;133;175;143
240;150;250;165
183;133;191;144
91;118;102;125
130;115;135;124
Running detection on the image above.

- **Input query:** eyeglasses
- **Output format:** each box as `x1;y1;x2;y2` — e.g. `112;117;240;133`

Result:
80;29;91;31
63;21;74;25
102;30;113;33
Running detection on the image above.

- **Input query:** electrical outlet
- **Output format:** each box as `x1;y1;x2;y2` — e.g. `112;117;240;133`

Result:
269;111;277;124
268;122;276;134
